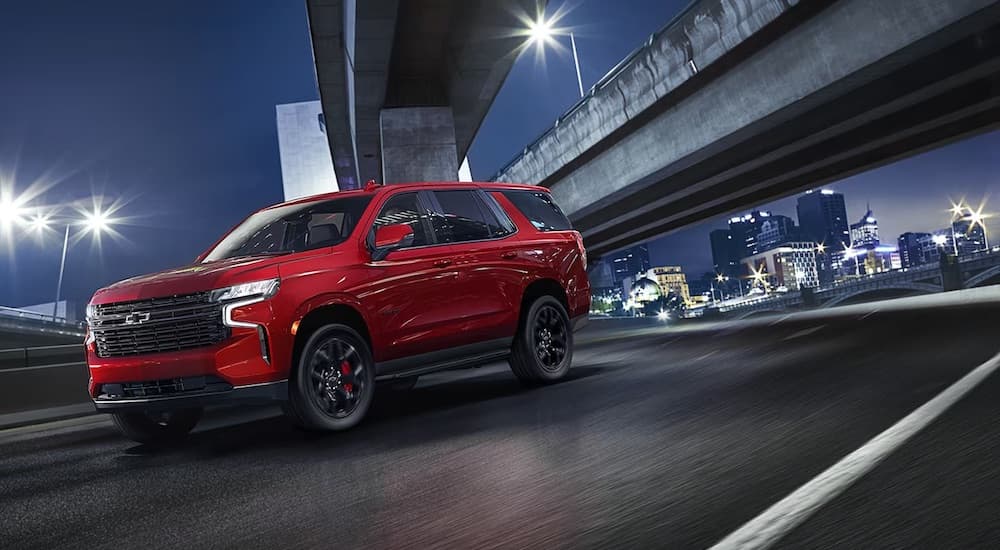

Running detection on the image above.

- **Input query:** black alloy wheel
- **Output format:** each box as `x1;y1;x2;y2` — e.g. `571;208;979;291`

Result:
509;295;574;384
286;324;375;431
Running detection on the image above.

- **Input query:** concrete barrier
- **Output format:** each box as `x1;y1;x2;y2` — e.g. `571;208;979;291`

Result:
0;344;91;416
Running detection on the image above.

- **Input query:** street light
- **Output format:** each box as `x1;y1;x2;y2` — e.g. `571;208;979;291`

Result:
526;16;585;98
0;197;24;228
47;207;116;321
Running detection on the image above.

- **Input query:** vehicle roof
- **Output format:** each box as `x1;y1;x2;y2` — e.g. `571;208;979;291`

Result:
262;181;546;211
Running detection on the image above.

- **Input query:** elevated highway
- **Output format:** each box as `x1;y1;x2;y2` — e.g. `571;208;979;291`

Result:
493;0;1000;256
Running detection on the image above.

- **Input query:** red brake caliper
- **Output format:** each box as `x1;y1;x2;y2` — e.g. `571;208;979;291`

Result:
340;361;353;393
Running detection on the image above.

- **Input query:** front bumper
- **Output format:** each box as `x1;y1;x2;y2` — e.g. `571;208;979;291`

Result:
93;378;288;412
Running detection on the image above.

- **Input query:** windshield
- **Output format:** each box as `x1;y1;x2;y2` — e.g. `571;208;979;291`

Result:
202;195;372;262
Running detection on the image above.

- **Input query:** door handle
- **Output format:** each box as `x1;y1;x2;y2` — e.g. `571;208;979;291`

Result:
500;251;517;259
433;259;452;268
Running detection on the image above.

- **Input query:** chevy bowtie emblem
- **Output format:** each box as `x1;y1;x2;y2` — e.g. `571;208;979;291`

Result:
124;312;151;325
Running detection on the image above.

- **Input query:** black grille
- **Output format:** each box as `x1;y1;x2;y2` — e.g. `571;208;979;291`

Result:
90;292;228;358
97;375;232;399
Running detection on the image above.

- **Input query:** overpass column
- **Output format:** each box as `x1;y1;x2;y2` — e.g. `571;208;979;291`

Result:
379;106;459;183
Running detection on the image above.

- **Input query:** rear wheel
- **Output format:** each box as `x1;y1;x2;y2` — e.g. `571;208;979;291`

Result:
285;324;375;432
509;296;573;384
111;408;202;446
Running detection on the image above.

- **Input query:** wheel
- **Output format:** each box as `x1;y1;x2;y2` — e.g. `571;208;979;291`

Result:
285;323;375;432
378;375;419;393
111;408;202;446
509;296;573;384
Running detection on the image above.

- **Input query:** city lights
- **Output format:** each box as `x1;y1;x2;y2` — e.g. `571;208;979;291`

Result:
932;234;949;246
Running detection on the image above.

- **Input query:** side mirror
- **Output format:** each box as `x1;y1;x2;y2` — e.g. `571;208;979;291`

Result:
371;223;415;261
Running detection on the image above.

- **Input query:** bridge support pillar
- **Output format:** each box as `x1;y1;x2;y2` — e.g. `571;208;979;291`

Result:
940;254;964;292
379;106;459;183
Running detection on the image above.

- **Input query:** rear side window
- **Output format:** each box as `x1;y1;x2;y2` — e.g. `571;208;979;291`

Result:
501;190;572;231
430;190;510;243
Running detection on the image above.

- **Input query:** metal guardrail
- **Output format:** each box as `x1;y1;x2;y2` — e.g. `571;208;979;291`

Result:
490;0;700;181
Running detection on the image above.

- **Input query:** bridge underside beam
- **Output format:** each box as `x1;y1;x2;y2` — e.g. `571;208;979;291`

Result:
582;10;1000;256
493;0;1000;258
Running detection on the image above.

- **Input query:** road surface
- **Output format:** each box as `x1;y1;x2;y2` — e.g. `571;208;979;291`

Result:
3;304;1000;549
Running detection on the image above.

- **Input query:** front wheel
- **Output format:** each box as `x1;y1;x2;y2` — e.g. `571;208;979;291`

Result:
285;324;375;432
509;296;573;384
111;408;202;446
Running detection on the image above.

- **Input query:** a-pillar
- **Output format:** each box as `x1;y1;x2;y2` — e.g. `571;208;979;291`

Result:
379;106;459;183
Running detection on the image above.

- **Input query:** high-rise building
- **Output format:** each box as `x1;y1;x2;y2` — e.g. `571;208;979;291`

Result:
741;242;820;290
710;229;743;278
728;210;772;257
607;244;651;287
757;214;798;252
952;217;988;255
651;266;691;303
850;207;880;247
797;190;850;284
276;101;340;199
898;232;932;268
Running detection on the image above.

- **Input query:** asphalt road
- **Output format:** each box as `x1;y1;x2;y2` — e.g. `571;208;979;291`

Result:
2;305;1000;549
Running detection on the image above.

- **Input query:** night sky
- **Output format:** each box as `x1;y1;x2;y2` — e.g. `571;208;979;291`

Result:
1;0;998;307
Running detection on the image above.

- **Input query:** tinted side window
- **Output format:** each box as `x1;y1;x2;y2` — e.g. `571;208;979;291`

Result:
431;190;506;243
374;193;432;247
501;190;572;231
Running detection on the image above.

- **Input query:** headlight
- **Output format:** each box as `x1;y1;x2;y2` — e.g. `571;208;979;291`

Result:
86;303;97;321
210;278;280;302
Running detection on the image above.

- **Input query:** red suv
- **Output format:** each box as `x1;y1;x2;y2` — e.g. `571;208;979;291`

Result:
85;182;590;444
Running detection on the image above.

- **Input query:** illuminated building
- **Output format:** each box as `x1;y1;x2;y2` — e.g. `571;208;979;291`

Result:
850;207;880;247
650;266;691;303
797;189;849;284
741;242;820;290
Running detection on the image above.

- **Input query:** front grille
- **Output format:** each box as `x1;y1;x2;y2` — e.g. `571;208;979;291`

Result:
90;292;228;358
97;375;232;400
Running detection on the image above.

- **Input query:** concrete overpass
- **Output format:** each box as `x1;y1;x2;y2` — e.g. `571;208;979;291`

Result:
307;0;544;188
492;0;1000;257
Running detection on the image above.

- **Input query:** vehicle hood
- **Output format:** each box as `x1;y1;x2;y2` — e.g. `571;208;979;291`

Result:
91;256;285;304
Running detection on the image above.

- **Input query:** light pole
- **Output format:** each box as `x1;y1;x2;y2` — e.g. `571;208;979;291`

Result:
25;207;114;321
528;17;586;98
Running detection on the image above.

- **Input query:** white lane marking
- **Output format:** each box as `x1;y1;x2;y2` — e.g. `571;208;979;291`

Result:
781;325;826;341
709;349;1000;550
768;314;792;326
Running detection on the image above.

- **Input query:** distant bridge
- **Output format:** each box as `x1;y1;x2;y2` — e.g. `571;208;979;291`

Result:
717;250;1000;318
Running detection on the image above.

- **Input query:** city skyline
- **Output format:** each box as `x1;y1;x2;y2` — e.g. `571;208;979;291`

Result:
644;130;1000;278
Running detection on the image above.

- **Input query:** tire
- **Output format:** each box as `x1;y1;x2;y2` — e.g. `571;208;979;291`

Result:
509;295;574;384
111;408;202;446
284;323;376;432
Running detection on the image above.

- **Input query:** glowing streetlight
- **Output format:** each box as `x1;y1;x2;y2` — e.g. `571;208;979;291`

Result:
526;16;585;98
816;243;826;254
48;207;117;320
0;197;24;228
932;234;948;247
28;213;50;232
